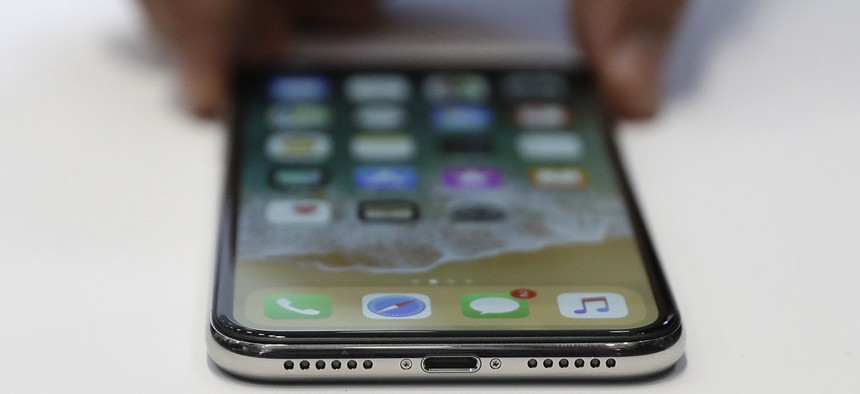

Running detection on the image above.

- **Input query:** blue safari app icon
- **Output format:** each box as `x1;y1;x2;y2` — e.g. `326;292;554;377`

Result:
362;294;432;319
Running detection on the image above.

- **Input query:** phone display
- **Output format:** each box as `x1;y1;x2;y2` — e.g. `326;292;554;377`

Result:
210;67;682;380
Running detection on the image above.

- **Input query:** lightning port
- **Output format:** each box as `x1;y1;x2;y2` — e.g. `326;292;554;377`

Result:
421;356;480;373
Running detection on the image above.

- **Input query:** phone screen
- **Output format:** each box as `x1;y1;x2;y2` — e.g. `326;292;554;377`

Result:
222;69;663;334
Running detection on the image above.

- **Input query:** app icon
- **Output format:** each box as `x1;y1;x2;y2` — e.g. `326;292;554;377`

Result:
266;132;332;163
355;166;417;191
345;74;412;102
442;167;503;190
269;103;331;129
266;199;332;224
516;132;584;161
269;75;329;101
264;294;332;319
461;293;529;318
359;200;420;222
513;103;572;128
439;136;494;154
528;166;588;189
363;294;431;319
449;202;506;222
353;104;407;130
423;73;490;102
557;292;629;319
500;72;568;100
270;167;328;190
430;103;492;131
350;134;416;161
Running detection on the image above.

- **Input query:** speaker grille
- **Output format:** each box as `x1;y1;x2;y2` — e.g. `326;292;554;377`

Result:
282;359;373;373
527;358;618;371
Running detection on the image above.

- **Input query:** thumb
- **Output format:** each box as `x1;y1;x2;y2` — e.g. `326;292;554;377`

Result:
573;0;685;119
173;0;244;118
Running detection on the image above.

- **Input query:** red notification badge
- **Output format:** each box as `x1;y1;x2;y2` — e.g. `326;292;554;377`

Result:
510;288;537;299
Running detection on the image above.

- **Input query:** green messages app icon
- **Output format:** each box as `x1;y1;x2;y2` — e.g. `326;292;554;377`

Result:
461;293;529;318
264;294;332;319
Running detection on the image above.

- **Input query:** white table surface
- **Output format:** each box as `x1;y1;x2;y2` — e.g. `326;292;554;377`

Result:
2;0;859;392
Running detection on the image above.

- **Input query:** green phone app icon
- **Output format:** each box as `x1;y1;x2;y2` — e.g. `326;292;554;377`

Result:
461;293;529;318
264;294;332;319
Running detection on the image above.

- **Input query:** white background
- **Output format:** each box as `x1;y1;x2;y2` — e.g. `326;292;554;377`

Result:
2;0;859;392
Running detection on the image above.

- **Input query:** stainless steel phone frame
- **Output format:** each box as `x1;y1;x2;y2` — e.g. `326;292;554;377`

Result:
208;66;684;381
207;322;683;381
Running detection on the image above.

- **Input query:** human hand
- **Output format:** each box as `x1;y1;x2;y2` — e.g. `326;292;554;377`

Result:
138;0;378;117
574;0;686;119
139;0;684;119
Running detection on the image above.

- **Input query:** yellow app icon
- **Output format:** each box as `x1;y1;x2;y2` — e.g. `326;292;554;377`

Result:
266;131;332;163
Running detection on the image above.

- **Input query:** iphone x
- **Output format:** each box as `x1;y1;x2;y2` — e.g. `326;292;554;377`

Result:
207;66;684;381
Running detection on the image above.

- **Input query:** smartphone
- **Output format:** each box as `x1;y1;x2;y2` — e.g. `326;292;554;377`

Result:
207;66;684;381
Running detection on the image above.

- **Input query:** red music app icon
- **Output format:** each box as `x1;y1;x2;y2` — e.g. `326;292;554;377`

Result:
557;292;628;319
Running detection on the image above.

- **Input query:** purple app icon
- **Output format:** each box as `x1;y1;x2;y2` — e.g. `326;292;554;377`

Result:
442;167;503;190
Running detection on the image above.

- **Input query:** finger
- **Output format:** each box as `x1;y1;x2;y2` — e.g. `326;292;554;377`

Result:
237;0;293;61
574;0;685;119
172;0;244;118
138;0;176;41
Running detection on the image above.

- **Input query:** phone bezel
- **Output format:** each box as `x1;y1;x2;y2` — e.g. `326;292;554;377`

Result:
210;66;681;357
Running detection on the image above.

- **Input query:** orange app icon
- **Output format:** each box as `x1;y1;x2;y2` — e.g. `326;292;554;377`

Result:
528;166;588;189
